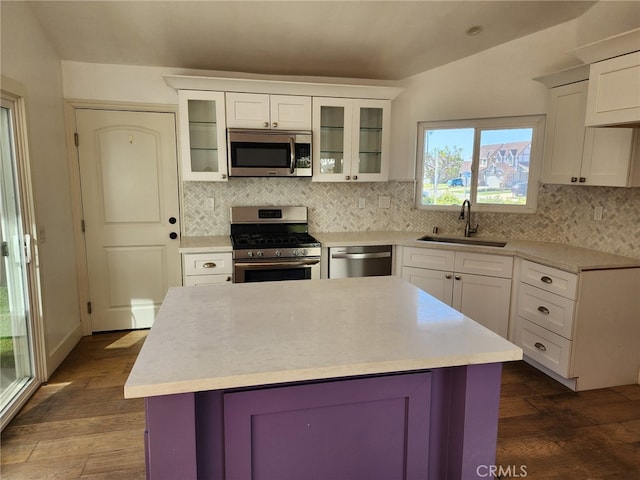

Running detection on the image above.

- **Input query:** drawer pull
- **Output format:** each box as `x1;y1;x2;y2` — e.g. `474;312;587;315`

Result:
445;274;452;279
537;306;550;315
226;276;232;282
540;276;553;284
202;262;217;269
534;342;547;352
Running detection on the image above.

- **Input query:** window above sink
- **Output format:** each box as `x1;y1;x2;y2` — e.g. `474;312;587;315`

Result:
415;115;545;214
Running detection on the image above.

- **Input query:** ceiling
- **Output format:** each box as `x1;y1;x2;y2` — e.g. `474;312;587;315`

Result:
25;1;598;81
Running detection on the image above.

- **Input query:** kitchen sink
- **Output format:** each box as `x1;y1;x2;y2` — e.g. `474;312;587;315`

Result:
417;235;507;248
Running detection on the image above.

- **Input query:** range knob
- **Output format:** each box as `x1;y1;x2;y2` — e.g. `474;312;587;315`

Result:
247;251;254;258
256;251;263;257
301;248;308;256
275;250;281;257
292;249;299;256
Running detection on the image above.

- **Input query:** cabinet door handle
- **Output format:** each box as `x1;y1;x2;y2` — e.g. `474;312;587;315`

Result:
345;175;350;180
272;122;278;128
537;306;550;315
202;262;217;269
570;177;578;183
169;232;178;240
263;121;269;128
454;275;461;280
534;342;547;352
540;276;553;284
226;276;232;282
353;175;358;180
579;177;586;183
445;274;452;279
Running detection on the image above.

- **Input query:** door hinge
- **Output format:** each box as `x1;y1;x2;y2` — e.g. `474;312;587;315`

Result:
87;301;92;314
74;132;79;147
81;220;85;233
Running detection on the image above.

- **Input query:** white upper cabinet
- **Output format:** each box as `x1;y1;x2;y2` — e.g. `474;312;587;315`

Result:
585;51;640;127
542;81;640;187
226;93;311;130
312;98;390;182
178;90;228;182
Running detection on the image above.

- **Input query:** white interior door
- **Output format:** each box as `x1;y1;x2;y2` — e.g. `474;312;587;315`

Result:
76;109;181;332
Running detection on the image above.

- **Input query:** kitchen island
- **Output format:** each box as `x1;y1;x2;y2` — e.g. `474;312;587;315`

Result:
125;276;522;480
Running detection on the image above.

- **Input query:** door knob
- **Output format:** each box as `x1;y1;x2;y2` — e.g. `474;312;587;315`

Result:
168;217;177;224
169;232;178;240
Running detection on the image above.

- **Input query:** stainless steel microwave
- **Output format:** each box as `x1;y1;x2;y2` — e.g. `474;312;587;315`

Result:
227;129;312;177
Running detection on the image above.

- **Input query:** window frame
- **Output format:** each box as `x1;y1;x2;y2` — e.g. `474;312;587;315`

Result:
415;115;545;214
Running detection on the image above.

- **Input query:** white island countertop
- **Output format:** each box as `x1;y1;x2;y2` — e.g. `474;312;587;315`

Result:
124;276;522;399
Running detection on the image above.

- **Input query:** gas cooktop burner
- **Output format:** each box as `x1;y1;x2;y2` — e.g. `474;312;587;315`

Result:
232;232;320;249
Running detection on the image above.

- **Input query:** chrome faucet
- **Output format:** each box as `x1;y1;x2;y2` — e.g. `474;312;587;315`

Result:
459;200;478;237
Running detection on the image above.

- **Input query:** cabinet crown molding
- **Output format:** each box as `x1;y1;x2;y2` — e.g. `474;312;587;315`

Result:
568;27;640;64
163;74;403;100
533;64;590;88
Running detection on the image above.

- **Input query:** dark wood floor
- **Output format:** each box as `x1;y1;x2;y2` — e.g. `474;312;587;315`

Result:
1;330;639;479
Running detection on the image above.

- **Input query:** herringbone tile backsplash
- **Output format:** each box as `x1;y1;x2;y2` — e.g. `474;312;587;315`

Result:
183;179;640;259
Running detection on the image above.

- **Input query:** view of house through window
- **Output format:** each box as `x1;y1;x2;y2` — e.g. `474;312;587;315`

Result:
416;116;544;212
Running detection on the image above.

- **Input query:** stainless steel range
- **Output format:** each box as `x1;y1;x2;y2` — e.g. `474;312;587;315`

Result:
230;206;321;283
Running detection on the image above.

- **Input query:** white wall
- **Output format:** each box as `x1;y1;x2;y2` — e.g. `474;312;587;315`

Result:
389;19;581;180
1;2;82;377
389;1;640;180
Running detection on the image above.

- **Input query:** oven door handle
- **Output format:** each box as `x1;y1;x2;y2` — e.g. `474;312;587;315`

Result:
235;259;320;269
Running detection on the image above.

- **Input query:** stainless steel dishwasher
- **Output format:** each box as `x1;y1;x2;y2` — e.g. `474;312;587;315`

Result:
328;245;392;278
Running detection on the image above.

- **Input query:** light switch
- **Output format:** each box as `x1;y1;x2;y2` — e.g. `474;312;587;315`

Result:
594;206;603;221
206;198;215;211
358;198;366;209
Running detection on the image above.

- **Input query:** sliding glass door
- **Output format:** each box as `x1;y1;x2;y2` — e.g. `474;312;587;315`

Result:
0;96;38;428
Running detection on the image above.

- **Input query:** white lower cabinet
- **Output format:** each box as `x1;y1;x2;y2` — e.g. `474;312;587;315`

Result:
402;247;513;337
183;252;233;286
511;259;640;391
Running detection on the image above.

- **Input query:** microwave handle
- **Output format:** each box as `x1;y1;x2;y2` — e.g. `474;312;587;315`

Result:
289;136;295;174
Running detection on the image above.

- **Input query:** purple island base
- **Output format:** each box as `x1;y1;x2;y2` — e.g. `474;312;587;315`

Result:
144;362;502;480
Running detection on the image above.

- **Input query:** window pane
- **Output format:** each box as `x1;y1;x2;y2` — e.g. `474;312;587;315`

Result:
477;128;532;205
420;128;473;206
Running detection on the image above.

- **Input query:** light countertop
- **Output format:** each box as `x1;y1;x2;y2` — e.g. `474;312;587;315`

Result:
178;232;640;273
316;232;640;273
124;276;522;399
179;235;233;253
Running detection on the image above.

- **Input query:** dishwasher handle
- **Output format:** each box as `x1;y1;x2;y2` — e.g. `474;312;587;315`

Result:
330;251;391;260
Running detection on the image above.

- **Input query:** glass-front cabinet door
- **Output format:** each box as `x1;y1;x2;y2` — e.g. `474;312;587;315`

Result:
354;100;390;181
313;98;390;182
313;98;351;180
178;90;228;181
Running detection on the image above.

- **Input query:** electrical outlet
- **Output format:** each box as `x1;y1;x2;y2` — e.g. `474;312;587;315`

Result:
358;198;366;209
206;198;215;211
378;196;391;209
593;206;603;221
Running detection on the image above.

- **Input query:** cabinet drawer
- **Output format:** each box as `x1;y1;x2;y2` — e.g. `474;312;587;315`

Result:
402;247;454;271
184;274;232;286
514;317;571;377
519;259;577;299
517;283;575;339
183;252;233;275
454;252;513;278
